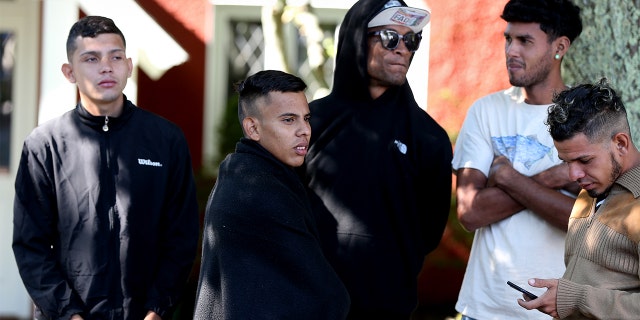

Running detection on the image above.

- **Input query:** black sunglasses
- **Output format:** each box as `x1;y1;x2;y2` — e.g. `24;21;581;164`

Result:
368;29;422;52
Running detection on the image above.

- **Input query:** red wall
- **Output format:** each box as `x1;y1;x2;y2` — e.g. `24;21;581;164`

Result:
427;0;510;136
134;0;208;170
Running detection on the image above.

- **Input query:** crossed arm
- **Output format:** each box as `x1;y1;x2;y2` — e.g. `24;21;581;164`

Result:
456;155;579;231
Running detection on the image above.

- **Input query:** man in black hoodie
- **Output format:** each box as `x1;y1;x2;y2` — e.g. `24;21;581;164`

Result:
304;0;453;318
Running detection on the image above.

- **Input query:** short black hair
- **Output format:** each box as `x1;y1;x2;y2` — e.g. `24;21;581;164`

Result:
236;70;307;124
66;16;126;61
501;0;582;43
547;78;629;143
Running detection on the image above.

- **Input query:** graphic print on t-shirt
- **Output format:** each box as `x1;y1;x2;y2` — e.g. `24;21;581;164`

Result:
491;134;552;169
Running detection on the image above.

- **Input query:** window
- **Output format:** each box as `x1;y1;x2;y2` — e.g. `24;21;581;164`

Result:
204;4;346;172
0;32;15;173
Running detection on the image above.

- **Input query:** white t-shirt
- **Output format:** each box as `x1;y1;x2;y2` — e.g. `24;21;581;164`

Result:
452;87;567;320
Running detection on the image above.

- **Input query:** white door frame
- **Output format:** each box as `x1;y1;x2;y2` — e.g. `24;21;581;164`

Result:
0;0;41;318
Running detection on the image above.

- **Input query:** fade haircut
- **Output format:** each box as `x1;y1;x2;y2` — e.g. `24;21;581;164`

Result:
547;78;630;144
66;16;126;61
236;70;307;125
501;0;583;43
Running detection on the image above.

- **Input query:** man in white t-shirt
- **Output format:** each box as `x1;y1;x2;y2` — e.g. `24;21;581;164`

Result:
452;0;583;319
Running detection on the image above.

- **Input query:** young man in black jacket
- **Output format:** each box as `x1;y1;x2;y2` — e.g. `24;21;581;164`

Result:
12;16;199;320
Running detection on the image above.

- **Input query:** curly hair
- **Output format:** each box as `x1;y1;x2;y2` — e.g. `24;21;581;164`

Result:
501;0;582;43
546;78;629;143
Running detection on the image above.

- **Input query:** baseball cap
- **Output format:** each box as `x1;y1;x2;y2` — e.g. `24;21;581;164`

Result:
367;0;431;33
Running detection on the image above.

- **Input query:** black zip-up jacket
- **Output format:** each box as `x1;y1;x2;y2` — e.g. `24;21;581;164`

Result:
303;0;453;317
12;98;199;320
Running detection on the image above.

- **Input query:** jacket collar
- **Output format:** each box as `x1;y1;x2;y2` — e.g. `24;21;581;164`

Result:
75;95;136;132
613;165;640;198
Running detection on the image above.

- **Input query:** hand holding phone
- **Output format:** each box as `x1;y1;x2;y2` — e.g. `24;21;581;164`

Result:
507;281;538;300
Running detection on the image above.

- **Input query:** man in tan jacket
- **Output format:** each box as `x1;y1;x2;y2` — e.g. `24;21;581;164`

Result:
518;78;640;319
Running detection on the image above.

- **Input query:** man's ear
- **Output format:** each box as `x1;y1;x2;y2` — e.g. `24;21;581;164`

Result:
613;132;631;155
127;57;133;78
242;117;260;141
61;63;76;83
554;36;571;59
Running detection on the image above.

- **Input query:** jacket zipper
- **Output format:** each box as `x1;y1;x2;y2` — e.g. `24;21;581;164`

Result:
103;116;109;132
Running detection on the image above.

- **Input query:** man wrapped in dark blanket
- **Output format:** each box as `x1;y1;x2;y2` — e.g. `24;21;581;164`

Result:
194;70;350;320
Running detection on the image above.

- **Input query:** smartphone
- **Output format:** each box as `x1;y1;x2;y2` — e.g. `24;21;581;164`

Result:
507;281;538;300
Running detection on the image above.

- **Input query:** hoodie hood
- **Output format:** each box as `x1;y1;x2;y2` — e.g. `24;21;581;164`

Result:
331;0;414;100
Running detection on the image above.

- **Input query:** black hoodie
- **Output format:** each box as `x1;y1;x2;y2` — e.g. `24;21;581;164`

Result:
304;0;453;317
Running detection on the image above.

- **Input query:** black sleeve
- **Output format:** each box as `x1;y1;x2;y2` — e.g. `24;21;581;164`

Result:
144;131;200;317
420;135;453;254
12;140;86;319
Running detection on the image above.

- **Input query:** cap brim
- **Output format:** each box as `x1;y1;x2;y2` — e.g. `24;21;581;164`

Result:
368;7;430;33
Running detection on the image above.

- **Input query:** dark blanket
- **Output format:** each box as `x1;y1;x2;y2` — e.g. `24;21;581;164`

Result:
194;138;349;320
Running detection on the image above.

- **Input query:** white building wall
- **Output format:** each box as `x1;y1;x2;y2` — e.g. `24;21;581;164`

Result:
0;0;41;318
